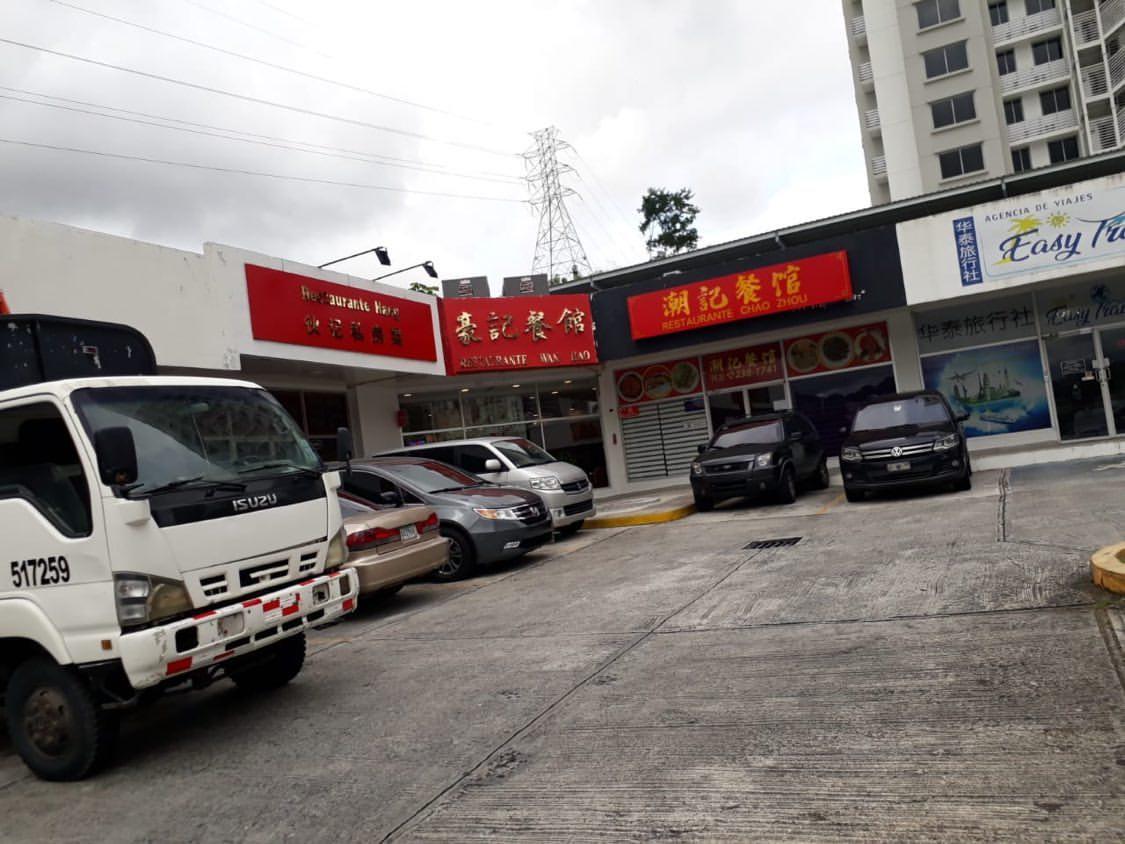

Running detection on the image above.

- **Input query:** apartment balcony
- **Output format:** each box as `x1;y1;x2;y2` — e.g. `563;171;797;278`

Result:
1089;114;1119;151
1103;0;1125;37
1081;63;1109;98
1072;8;1101;44
851;15;866;41
991;7;1062;44
1110;47;1125;88
871;155;887;179
1118;106;1125;144
858;61;874;87
864;108;881;133
999;58;1069;94
1007;108;1078;144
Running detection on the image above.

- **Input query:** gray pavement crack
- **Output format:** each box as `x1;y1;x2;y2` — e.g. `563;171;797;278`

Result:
1095;606;1125;698
996;468;1010;543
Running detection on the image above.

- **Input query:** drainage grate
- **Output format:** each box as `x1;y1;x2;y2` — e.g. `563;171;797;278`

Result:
744;537;802;550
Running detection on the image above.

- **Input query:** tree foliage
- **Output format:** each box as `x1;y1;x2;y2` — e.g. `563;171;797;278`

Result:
638;187;700;258
409;281;438;296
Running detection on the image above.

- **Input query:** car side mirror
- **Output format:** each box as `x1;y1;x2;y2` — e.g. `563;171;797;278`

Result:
484;458;503;472
790;431;803;441
379;490;403;508
336;427;354;471
956;412;970;423
697;443;707;454
94;426;138;487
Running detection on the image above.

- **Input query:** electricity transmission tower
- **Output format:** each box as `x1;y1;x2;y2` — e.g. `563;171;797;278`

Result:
524;127;592;284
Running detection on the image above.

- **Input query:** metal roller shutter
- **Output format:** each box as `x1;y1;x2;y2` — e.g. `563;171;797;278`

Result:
621;399;708;481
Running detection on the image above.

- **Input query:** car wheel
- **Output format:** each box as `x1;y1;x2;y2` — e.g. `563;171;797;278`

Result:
812;457;830;490
844;485;865;503
693;493;714;512
953;469;972;491
435;527;477;581
776;467;798;504
5;659;119;781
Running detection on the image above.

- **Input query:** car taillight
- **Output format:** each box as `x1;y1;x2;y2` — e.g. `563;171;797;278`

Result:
347;526;400;552
417;512;439;533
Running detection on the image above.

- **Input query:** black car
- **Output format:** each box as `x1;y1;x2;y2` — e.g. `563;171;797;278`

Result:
690;412;830;511
839;390;971;502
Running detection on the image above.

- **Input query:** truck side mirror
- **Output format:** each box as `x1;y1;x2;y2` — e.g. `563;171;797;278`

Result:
697;444;707;454
336;427;354;466
94;426;138;486
484;458;503;472
956;412;970;423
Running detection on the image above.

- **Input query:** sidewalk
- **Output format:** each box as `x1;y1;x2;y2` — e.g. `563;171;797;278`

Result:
587;485;695;528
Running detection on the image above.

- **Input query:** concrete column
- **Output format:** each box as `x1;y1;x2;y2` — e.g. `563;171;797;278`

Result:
353;380;403;457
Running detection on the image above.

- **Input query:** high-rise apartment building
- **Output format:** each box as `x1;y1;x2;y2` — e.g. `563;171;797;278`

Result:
845;0;1125;203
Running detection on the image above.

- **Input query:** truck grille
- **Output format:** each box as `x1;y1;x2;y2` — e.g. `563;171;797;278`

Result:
562;479;590;494
186;539;325;606
704;461;748;475
863;442;935;460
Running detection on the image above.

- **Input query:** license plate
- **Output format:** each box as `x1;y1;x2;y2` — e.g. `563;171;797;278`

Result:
886;461;911;473
400;525;419;542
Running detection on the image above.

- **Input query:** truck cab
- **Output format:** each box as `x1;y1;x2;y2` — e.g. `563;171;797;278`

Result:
0;316;357;780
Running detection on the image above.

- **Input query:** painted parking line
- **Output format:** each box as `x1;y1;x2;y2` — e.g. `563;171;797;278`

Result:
815;493;846;515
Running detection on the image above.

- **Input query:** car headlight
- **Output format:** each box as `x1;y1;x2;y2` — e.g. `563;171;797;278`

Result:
529;476;562;491
755;453;772;468
114;572;193;628
934;433;960;451
840;446;863;463
474;506;522;520
326;525;349;567
691;462;703;476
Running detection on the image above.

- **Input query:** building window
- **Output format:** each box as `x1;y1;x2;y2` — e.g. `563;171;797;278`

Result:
1003;98;1025;124
938;143;985;179
1011;146;1033;171
1047;135;1080;163
989;1;1009;25
916;0;961;29
1025;0;1055;14
272;390;350;460
997;49;1017;75
1032;37;1063;65
1039;85;1071;114
931;91;977;129
923;41;969;79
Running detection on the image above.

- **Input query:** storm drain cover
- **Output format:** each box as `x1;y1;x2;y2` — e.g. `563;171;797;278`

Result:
744;537;802;550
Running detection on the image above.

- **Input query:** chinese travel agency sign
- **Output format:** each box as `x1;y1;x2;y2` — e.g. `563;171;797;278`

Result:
438;293;598;374
245;265;438;361
625;251;853;340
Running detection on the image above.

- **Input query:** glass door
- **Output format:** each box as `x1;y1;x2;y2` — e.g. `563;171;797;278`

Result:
1044;333;1109;440
1098;325;1125;436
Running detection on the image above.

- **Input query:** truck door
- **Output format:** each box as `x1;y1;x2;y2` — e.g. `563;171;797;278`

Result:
0;400;109;660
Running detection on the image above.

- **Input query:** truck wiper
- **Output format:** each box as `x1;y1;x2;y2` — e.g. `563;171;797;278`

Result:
237;461;322;478
127;476;248;497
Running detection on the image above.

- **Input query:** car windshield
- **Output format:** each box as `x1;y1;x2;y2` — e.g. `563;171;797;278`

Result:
377;460;481;493
71;385;320;494
710;420;784;450
492;438;555;468
851;395;951;432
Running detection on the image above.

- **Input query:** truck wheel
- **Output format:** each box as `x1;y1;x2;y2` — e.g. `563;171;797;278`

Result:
812;458;831;490
229;632;306;692
5;659;119;781
844;485;865;503
776;467;798;504
693;493;714;512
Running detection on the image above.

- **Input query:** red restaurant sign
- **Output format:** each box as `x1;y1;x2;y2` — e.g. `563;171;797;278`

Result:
626;250;852;340
245;265;438;361
438;293;598;374
702;342;783;391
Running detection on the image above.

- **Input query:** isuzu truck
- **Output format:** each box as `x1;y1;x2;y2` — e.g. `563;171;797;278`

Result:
0;314;358;780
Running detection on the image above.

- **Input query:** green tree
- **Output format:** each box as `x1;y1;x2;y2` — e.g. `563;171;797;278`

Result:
638;187;700;258
409;281;438;296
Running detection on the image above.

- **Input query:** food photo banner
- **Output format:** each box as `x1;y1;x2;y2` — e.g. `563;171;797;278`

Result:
615;357;702;407
438;293;598;374
782;322;891;378
626;251;853;340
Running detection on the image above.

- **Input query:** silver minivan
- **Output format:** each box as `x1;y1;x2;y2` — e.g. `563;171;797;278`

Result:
380;437;596;532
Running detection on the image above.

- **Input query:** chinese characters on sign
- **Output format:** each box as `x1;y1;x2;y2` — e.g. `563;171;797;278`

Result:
913;294;1038;355
701;342;783;391
245;265;438;362
438;294;598;374
953;217;983;287
627;251;852;340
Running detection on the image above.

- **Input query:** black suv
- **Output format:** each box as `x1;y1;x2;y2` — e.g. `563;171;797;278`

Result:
840;390;971;502
690;412;829;511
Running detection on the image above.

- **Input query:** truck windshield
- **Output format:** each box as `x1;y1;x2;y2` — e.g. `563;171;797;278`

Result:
851;395;951;432
493;438;555;468
711;420;783;449
71;386;320;494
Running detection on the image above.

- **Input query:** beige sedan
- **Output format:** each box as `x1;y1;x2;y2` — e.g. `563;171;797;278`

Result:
338;493;449;598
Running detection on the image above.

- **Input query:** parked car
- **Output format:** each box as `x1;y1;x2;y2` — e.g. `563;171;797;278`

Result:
840;390;971;502
690;412;829;511
381;437;595;534
337;492;448;600
336;457;553;580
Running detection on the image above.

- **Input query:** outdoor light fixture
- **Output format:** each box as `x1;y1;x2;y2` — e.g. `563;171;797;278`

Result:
372;261;438;282
317;246;391;269
460;388;470;393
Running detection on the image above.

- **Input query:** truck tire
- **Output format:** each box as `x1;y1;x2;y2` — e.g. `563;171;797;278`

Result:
229;632;306;692
5;658;119;781
776;466;798;504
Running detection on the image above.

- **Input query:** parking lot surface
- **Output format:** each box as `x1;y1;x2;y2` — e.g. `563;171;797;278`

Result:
3;459;1125;841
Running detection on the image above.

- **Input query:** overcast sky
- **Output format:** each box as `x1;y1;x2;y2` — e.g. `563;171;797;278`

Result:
0;0;869;293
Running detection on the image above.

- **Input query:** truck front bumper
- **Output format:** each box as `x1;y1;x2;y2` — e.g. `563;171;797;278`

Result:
118;569;359;690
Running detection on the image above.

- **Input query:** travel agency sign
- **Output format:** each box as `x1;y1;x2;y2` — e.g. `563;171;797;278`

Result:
897;173;1125;305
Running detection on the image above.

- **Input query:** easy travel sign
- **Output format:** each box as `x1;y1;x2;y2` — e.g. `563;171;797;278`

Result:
897;174;1125;306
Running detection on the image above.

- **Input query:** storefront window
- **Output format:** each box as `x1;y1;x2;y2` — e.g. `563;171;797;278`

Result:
401;393;462;433
271;389;349;460
747;383;787;415
461;386;538;428
707;391;744;429
538;380;598;418
790;365;897;455
542;417;608;487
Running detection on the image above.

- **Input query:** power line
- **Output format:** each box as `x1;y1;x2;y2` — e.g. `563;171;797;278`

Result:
177;0;330;58
0;136;528;202
45;0;503;130
248;0;313;26
0;89;524;185
569;145;641;239
0;37;520;158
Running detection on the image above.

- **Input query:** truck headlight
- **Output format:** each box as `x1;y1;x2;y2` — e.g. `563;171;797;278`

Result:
529;476;562;491
755;453;772;468
474;506;522;520
690;462;703;476
326;525;349;567
114;573;193;628
840;446;863;463
934;433;960;451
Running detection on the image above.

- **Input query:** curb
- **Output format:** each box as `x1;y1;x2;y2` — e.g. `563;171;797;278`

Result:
586;503;696;529
1091;542;1125;595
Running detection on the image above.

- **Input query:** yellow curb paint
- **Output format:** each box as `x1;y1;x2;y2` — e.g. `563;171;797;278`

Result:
1091;542;1125;595
815;493;845;515
586;503;696;529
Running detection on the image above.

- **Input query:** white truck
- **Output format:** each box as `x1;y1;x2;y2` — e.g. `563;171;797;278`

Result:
0;315;358;780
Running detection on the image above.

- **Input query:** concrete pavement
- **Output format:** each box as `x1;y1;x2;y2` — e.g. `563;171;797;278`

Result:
2;459;1124;841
